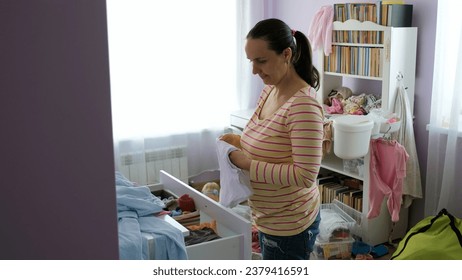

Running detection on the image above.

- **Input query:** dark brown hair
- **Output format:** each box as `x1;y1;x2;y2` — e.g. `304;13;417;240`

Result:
247;18;320;90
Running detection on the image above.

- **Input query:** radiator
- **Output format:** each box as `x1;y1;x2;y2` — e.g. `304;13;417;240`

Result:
119;146;188;185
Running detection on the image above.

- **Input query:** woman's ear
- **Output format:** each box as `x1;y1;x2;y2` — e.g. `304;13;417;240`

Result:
283;47;292;63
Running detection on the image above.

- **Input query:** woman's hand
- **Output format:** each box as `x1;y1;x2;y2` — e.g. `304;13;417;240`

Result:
220;133;242;149
219;133;250;170
229;150;251;171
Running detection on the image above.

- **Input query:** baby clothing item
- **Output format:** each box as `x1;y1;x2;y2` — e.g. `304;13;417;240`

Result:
325;98;344;114
308;5;334;56
178;194;196;212
216;138;252;208
367;139;409;222
115;179;187;260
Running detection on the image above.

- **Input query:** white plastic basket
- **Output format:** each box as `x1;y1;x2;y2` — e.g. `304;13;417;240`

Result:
319;200;362;241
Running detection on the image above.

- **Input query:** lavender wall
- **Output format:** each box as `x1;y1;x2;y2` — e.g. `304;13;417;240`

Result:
269;0;438;225
0;1;119;259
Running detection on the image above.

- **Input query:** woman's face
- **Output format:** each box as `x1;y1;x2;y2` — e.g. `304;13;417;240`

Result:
245;38;290;85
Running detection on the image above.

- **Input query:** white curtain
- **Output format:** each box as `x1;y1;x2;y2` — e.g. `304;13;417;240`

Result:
236;0;266;110
106;0;238;182
106;0;270;183
425;0;462;217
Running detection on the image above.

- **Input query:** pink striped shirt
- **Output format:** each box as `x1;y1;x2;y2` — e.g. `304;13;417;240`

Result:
241;85;323;236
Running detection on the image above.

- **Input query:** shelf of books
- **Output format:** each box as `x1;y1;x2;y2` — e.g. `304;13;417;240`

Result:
318;152;365;214
324;47;383;79
324;20;388;79
316;2;417;246
318;172;364;213
333;1;413;28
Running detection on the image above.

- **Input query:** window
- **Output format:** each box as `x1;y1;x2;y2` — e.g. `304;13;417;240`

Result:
425;0;462;217
106;0;237;140
430;0;462;132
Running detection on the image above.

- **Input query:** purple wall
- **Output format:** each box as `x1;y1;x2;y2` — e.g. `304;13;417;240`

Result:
403;0;438;223
0;1;119;259
269;0;438;225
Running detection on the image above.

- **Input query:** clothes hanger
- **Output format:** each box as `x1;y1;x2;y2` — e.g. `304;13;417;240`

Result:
382;126;392;140
376;126;395;145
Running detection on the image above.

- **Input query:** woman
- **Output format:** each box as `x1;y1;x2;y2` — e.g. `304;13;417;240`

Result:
228;18;324;260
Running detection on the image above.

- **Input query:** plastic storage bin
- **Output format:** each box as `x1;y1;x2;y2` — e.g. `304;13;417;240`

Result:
332;115;374;159
313;237;355;260
318;200;357;243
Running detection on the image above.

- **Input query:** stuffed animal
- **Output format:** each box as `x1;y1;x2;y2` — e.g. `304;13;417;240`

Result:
202;182;220;202
220;133;242;149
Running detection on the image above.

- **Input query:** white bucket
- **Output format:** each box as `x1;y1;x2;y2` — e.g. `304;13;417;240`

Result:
332;115;374;159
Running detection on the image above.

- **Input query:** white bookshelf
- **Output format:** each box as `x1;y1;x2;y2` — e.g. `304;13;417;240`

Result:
318;19;417;245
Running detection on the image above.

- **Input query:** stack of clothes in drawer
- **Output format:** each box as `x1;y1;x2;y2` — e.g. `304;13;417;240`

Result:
115;172;188;260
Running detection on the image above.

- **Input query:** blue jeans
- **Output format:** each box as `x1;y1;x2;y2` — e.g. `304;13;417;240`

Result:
258;211;321;260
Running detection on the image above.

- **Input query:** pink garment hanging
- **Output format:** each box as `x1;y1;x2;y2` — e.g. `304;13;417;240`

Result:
308;5;334;56
367;138;409;222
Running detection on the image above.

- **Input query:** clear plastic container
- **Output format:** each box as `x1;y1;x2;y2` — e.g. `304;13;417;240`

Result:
313;237;355;260
320;200;362;240
343;158;364;176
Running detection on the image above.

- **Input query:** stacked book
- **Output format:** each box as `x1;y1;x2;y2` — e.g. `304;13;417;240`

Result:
317;174;363;212
333;1;413;27
324;45;382;77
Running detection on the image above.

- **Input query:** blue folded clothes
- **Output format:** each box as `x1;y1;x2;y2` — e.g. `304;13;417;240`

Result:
115;171;187;260
352;240;372;255
352;240;389;258
371;244;389;258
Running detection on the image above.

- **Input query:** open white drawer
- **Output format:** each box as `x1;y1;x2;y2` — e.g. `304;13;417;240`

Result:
147;170;252;260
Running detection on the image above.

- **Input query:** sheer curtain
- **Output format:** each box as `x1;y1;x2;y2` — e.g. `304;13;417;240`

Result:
106;0;271;184
236;0;266;110
425;0;462;217
106;0;238;182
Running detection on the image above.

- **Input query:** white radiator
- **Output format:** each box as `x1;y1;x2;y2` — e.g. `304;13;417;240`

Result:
119;146;188;185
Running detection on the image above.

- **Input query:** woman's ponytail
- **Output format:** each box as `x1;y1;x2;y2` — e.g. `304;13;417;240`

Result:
292;31;320;90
